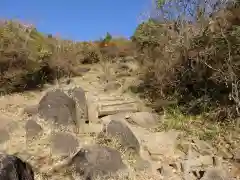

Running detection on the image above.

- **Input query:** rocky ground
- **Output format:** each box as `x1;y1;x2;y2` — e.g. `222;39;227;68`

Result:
0;59;239;180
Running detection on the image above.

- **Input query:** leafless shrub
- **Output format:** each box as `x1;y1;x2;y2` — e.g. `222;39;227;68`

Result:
133;0;240;123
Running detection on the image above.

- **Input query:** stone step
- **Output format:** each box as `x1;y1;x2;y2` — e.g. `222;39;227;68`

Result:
98;100;139;117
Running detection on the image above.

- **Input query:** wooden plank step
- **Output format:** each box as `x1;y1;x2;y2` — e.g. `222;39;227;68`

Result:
98;101;139;117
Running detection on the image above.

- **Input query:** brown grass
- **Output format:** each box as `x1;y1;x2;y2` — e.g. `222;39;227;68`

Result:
0;20;136;95
131;4;240;123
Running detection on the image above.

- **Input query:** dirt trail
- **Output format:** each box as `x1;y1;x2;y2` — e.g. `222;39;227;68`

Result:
0;64;145;179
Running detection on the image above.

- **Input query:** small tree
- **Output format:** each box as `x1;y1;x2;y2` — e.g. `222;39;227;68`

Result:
101;32;112;46
104;32;112;42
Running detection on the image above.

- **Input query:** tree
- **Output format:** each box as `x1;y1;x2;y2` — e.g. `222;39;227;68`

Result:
104;32;112;42
100;32;112;47
153;0;229;23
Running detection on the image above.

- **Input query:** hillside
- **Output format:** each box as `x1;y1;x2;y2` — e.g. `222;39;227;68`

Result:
0;2;240;180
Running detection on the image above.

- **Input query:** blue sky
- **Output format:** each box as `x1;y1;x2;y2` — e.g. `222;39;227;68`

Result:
0;0;151;41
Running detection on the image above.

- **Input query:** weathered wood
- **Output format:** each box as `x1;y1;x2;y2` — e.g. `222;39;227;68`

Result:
100;100;137;107
97;96;126;101
98;101;139;117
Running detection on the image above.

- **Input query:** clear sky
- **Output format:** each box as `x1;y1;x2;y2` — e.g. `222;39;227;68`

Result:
0;0;151;41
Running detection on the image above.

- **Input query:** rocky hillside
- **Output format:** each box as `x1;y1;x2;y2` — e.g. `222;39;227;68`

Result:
0;59;239;180
0;1;240;179
0;20;135;94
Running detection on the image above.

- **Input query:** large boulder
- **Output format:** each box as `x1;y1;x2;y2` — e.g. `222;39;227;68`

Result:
0;129;9;144
47;145;127;180
50;132;79;156
25;119;43;139
68;87;88;124
22;105;38;117
103;82;121;92
0;115;13;144
201;167;229;180
133;129;182;161
126;112;159;128
69;145;127;180
98;119;140;154
38;89;77;126
0;153;34;180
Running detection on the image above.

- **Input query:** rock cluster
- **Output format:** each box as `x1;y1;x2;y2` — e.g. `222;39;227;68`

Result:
0;85;239;180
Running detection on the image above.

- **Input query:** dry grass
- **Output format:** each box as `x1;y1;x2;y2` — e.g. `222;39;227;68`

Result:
0;21;136;96
130;4;240;130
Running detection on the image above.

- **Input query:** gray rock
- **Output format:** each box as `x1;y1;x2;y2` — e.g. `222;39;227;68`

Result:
218;147;233;160
38;89;77;126
0;129;9;144
126;112;159;128
157;164;176;178
23;105;38;117
101;112;131;125
0;153;34;180
183;156;224;179
25;119;43;139
0;115;19;133
98;120;140;153
143;130;181;160
132;157;151;171
104;82;121;92
201;167;229;180
69;145;127;180
68;87;88;124
192;139;214;155
50;132;79;155
185;155;215;170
